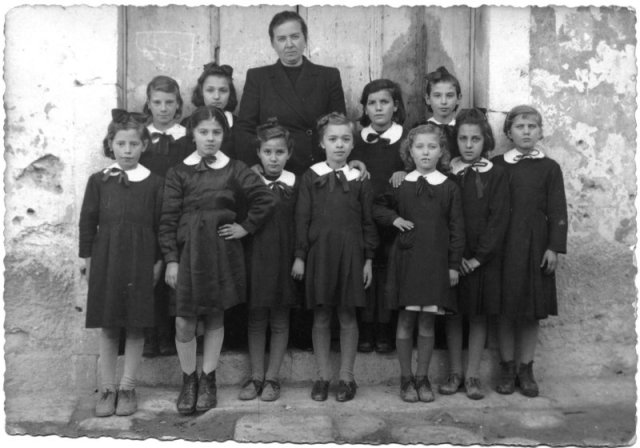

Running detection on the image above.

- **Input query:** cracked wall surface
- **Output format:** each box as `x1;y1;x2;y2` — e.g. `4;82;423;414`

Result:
3;5;637;396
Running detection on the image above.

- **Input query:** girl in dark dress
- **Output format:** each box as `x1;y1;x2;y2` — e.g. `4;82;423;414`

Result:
293;112;379;403
239;119;299;402
350;79;407;354
79;109;164;417
438;108;510;400
140;75;190;358
159;106;276;415
182;62;238;159
373;123;465;403
492;105;567;397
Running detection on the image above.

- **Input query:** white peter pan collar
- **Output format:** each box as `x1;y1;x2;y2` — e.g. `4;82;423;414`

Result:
147;123;187;141
404;170;447;185
428;117;456;126
360;122;403;145
503;148;545;164
103;162;150;182
224;111;234;128
183;150;230;169
450;156;493;175
310;162;360;181
261;170;296;187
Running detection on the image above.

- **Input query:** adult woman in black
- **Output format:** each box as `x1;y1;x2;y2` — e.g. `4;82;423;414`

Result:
237;10;362;175
237;11;367;352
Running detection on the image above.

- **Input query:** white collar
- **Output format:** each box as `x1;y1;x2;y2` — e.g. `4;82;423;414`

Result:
147;123;186;140
404;169;447;185
224;111;234;128
450;156;493;175
360;122;403;145
261;170;296;187
428;117;456;127
183;150;230;169
503;148;545;164
103;162;150;182
310;162;360;181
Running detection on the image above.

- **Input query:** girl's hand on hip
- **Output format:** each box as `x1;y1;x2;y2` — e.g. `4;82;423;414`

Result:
291;258;305;280
348;160;370;181
165;262;179;289
393;217;414;232
389;171;407;188
540;249;558;274
218;223;248;240
449;269;459;287
363;259;373;289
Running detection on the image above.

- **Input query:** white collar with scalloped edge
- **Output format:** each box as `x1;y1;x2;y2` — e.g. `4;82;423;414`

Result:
404;169;447;185
261;170;296;187
450;156;493;175
183;150;230;169
310;162;360;181
503;148;545;164
360;122;403;145
103;162;150;182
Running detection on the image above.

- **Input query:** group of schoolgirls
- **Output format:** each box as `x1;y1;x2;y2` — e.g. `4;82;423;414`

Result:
79;62;567;418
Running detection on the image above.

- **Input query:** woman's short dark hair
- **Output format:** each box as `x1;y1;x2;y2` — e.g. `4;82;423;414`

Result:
454;108;495;157
191;62;238;112
359;78;407;127
268;10;308;42
185;105;230;141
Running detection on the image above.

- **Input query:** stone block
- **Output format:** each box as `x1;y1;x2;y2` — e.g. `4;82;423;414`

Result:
234;414;334;443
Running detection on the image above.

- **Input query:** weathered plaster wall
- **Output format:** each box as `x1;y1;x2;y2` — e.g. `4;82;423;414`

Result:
3;5;637;398
4;6;120;395
476;6;637;378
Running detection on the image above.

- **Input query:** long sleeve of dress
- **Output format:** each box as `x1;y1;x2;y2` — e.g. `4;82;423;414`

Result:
236;69;261;167
78;174;100;258
473;169;510;264
152;178;165;262
158;167;184;264
447;184;466;270
294;171;313;259
235;163;277;235
546;162;568;254
372;186;401;227
359;179;380;259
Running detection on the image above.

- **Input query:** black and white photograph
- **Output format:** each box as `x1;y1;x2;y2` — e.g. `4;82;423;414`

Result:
2;0;637;446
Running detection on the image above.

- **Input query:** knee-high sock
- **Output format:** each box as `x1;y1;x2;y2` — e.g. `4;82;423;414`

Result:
120;331;145;390
396;337;414;378
265;307;290;380
202;325;224;374
312;309;332;381
338;308;358;383
247;308;269;380
415;335;434;377
175;337;197;375
99;329;120;391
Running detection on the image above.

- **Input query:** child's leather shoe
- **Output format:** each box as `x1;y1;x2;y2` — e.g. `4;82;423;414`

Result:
415;376;435;402
176;371;198;415
336;380;357;402
115;388;137;416
438;372;463;395
239;378;263;400
95;389;117;417
261;379;281;402
311;380;329;401
496;360;516;394
400;376;419;402
516;361;539;397
464;377;485;400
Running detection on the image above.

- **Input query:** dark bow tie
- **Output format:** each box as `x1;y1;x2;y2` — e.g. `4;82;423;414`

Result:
365;132;390;145
102;167;130;187
268;180;293;199
150;132;175;156
313;170;350;193
195;155;217;172
416;175;434;197
456;161;488;199
513;149;541;162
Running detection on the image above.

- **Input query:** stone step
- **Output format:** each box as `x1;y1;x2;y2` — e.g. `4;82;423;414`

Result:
113;349;501;387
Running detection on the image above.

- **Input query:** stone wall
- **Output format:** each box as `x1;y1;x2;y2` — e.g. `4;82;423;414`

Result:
3;5;637;397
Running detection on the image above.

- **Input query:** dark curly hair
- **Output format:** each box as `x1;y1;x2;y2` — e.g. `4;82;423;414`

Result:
255;117;294;153
190;62;238;112
359;78;407;127
424;66;461;114
454;108;495;157
184;105;230;141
